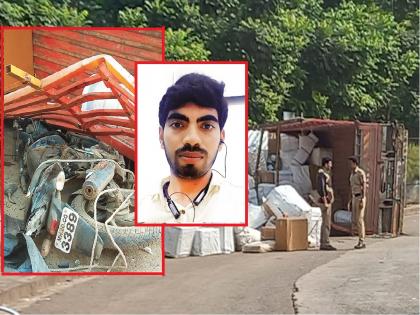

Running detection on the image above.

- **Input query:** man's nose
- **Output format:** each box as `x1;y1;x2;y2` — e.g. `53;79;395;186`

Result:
183;125;201;147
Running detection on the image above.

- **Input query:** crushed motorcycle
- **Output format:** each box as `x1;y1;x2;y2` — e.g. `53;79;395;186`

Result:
11;119;160;272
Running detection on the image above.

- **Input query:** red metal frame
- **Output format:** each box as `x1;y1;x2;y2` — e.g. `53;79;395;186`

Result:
4;55;136;160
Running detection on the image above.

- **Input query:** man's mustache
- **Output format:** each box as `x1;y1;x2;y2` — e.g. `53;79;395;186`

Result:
175;144;207;155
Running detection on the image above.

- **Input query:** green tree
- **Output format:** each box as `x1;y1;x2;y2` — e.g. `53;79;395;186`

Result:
291;2;418;137
119;0;418;131
0;0;88;26
119;0;318;124
118;4;210;61
1;0;418;135
407;143;419;183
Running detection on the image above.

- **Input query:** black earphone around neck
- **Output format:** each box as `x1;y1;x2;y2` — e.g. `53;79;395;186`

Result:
163;173;213;220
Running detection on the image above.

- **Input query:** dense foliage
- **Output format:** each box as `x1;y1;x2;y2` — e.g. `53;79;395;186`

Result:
1;0;418;134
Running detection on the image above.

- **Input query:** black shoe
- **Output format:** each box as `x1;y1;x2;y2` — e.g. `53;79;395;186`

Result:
320;244;337;251
354;242;366;249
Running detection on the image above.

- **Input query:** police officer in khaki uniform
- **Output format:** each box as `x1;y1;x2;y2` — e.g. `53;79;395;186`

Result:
316;157;336;250
348;156;367;249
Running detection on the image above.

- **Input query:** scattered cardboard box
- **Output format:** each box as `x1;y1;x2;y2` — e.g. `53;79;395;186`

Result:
257;170;275;184
261;226;276;240
275;217;308;251
265;216;277;227
299;133;318;153
293;148;310;165
262;199;286;219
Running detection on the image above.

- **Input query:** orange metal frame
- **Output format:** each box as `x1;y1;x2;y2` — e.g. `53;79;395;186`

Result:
4;55;135;160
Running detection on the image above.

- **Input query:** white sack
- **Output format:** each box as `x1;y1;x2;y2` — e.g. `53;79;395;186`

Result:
290;165;313;196
280;134;299;152
249;203;268;229
218;227;235;254
191;228;222;256
233;227;261;251
265;185;312;217
164;227;197;258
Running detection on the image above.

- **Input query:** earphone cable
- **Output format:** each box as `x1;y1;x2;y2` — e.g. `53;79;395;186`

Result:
169;191;196;222
212;141;227;178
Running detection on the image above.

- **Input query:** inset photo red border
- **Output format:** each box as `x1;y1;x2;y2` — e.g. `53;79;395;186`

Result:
1;26;165;276
135;61;249;227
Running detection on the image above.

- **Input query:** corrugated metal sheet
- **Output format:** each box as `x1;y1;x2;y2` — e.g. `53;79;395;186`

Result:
357;122;382;234
328;125;356;215
264;118;354;132
4;29;163;160
32;29;162;79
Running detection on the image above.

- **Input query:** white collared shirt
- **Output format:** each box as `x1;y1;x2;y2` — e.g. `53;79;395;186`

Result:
137;171;245;224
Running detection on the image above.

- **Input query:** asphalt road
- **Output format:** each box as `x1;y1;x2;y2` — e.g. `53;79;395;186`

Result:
14;245;344;314
11;209;419;314
294;212;419;314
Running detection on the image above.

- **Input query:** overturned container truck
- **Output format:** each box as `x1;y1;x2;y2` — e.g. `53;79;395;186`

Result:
251;118;407;237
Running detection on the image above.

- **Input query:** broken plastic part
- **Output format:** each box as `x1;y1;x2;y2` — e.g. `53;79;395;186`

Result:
56;171;65;191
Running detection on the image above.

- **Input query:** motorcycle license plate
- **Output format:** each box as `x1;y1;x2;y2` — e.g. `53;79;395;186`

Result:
55;207;79;253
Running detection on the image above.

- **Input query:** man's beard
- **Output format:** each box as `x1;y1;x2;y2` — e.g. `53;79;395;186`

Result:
164;143;217;179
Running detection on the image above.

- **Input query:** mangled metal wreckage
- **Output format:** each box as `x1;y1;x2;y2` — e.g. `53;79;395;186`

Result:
4;55;161;272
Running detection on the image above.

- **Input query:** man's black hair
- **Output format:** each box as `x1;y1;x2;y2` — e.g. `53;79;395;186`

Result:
348;155;359;165
322;157;332;167
158;73;228;129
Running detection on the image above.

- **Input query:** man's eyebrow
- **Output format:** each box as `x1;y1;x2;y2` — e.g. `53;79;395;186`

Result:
197;115;219;123
167;112;189;122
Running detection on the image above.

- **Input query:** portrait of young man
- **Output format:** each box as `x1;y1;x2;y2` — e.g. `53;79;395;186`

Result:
136;63;247;224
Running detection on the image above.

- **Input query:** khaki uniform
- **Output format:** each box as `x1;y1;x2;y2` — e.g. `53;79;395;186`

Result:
350;167;367;241
316;168;334;246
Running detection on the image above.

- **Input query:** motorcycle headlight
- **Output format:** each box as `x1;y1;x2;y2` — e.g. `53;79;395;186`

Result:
56;171;66;191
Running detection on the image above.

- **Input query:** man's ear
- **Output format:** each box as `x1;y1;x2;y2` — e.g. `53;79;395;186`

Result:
218;130;225;151
159;127;164;149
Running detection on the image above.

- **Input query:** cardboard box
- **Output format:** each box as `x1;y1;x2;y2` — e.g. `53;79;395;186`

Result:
275;217;308;251
261;226;276;240
293;148;310;165
262;200;285;219
299;133;318;153
257;170;275;183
